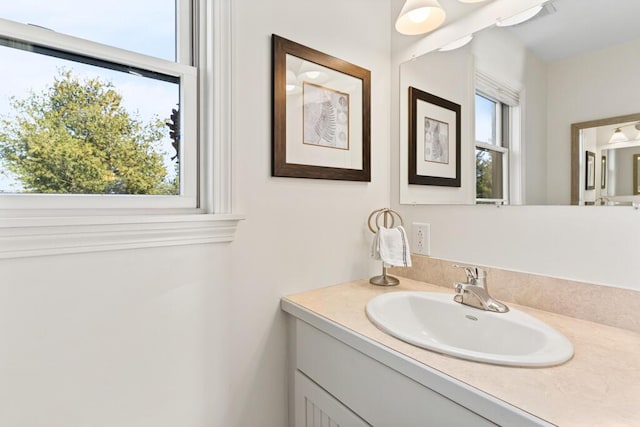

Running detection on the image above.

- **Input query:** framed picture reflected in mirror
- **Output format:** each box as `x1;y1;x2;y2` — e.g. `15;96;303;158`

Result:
408;86;461;187
600;155;607;190
585;151;595;191
633;154;640;195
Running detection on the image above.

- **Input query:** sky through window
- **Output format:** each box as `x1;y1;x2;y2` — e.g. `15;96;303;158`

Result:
0;1;180;194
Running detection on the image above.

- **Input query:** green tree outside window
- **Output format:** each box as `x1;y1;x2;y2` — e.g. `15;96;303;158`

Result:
0;70;178;195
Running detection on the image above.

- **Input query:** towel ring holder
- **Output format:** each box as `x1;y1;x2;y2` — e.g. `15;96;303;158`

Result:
368;208;404;287
367;208;404;234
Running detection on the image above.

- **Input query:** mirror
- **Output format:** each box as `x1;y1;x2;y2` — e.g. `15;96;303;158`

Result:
571;113;640;205
398;0;640;205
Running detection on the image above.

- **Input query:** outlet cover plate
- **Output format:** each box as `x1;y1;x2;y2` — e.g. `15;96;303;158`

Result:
413;223;431;256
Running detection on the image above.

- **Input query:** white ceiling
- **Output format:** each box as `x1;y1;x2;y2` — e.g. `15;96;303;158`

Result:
506;0;640;62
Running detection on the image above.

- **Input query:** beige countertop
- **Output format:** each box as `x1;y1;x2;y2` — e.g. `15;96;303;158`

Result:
283;278;640;427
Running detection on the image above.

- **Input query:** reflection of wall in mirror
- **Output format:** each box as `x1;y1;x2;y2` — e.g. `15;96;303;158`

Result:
399;46;473;205
472;27;548;205
399;27;548;205
398;14;640;206
612;147;640;195
598;144;640;199
469;29;640;205
548;38;640;204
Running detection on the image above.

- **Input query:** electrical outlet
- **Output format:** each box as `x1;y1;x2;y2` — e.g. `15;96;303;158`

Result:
413;223;431;256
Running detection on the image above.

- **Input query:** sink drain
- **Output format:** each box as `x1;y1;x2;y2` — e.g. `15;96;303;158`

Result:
465;315;478;321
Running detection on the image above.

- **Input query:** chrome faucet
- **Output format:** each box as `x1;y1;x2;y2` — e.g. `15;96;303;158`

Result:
452;265;509;313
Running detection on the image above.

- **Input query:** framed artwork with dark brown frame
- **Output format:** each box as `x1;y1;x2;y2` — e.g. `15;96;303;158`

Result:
408;86;461;187
585;151;596;190
271;34;371;181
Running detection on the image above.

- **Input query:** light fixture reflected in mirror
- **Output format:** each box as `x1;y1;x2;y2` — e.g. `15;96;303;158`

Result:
608;123;640;143
296;62;329;85
285;70;301;94
439;34;473;51
609;128;628;144
395;0;446;35
496;4;544;27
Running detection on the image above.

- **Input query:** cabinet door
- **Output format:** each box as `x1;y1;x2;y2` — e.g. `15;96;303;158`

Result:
295;371;370;427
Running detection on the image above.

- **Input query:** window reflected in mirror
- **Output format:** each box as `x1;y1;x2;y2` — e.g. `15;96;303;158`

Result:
474;93;510;204
476;147;504;202
475;94;496;145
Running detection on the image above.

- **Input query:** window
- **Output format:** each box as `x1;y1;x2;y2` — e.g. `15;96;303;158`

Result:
0;0;197;210
0;1;239;258
475;93;509;203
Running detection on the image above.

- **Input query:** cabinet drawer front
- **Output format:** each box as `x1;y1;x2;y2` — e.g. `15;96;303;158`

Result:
296;320;497;427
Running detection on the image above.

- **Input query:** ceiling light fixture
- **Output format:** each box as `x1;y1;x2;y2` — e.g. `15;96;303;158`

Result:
496;4;544;27
439;34;473;51
395;0;446;35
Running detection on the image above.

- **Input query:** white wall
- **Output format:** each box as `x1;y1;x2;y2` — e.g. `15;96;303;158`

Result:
0;1;391;426
391;204;640;290
227;0;390;425
0;245;233;426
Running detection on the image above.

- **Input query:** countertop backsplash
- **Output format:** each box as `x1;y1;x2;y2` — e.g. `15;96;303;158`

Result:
389;254;640;334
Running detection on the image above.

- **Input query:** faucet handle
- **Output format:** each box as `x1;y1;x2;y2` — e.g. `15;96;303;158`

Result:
453;264;486;282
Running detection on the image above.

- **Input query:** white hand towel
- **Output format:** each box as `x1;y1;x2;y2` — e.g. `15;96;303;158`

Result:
371;226;412;268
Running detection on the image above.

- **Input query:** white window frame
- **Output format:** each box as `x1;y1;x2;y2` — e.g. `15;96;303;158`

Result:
0;0;241;258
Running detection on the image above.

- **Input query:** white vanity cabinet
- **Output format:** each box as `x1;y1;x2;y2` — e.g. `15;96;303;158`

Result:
294;370;368;427
289;318;501;427
283;279;640;427
284;297;553;427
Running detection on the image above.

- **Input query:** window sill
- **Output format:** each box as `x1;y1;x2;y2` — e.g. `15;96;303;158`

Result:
0;213;244;259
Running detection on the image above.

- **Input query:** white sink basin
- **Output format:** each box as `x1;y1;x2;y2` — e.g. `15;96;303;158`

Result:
366;291;574;367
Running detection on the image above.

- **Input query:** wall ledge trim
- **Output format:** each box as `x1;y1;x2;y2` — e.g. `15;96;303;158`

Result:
0;214;244;259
